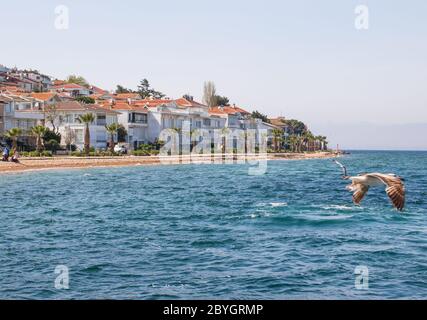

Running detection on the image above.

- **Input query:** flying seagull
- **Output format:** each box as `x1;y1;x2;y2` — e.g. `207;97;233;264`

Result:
333;160;406;211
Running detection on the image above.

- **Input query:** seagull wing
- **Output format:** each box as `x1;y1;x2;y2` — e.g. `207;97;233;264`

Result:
333;160;348;177
352;183;370;205
368;174;406;211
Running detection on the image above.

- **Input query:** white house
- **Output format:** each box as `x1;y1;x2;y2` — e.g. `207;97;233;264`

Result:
49;101;119;150
143;98;226;143
52;83;92;97
98;101;149;150
0;93;45;146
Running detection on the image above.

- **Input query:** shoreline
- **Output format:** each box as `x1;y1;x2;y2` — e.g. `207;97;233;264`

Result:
0;152;338;174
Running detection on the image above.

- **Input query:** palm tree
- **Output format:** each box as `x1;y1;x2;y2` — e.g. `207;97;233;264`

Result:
302;131;315;152
322;136;329;150
77;113;95;155
5;128;23;150
105;123;119;152
272;129;283;152
31;125;48;152
288;135;298;153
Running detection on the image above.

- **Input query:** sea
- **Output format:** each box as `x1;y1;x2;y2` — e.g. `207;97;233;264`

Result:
0;151;425;299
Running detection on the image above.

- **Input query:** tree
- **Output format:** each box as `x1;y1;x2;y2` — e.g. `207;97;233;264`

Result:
117;124;128;143
288;135;298;153
214;95;230;106
282;119;307;136
77;113;95;155
251;111;270;123
44;104;60;133
272;129;283;152
116;85;132;94
322;136;329;150
65;75;89;87
105;123;119;152
302;131;315;152
64;126;76;152
5;128;23;149
45;139;60;154
203;81;217;107
137;78;165;99
182;94;194;101
76;96;95;104
43;128;61;145
31;125;48;152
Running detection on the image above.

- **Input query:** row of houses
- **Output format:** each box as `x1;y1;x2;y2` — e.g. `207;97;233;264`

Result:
0;91;283;151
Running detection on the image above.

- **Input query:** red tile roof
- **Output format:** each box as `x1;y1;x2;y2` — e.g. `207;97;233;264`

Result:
209;105;250;116
90;85;108;94
174;98;207;108
53;83;88;90
30;92;58;101
114;93;141;100
98;101;148;112
56;101;119;114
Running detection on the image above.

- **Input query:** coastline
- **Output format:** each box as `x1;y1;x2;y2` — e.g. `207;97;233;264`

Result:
0;152;338;174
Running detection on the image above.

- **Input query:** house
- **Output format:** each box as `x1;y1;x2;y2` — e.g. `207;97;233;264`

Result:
0;72;37;92
52;83;92;97
0;93;45;146
47;101;119;150
114;93;141;101
20;71;53;91
208;104;252;129
89;85;108;95
269;117;290;134
29;92;62;109
98;100;149;150
142;98;226;144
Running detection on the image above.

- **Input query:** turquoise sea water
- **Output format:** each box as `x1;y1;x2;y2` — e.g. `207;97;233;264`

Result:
0;151;426;299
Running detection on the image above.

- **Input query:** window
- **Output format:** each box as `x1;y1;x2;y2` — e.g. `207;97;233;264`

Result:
97;115;106;126
203;119;211;126
195;121;202;128
75;129;84;143
133;113;147;124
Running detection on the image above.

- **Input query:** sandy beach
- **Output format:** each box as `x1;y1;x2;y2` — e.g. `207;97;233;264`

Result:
0;152;337;174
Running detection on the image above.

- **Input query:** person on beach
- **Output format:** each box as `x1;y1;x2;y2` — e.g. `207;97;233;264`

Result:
2;146;10;162
11;148;20;163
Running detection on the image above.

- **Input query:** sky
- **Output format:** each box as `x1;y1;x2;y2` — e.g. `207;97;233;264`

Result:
1;0;426;150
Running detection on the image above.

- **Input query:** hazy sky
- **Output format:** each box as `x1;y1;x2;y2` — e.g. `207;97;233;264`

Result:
1;0;426;149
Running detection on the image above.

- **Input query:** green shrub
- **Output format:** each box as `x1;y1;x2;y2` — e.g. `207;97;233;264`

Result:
131;150;150;156
41;151;53;157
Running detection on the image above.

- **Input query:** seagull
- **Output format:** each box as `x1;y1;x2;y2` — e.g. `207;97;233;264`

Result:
332;160;406;211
